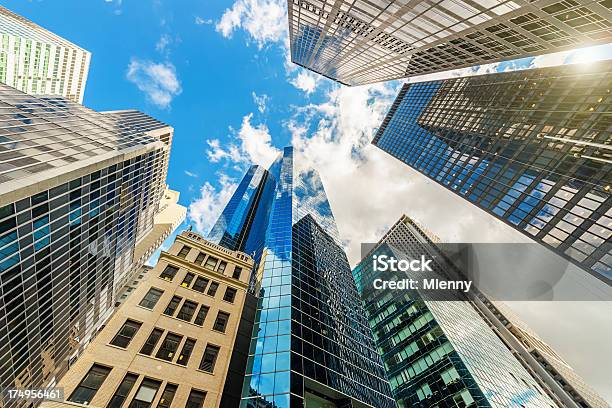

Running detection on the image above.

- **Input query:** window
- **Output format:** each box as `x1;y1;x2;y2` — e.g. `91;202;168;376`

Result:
195;252;205;265
185;390;206;408
181;273;195;288
157;384;177;408
213;312;230;333
140;328;164;356
107;373;138;408
176;300;198;322
223;287;237;303
204;256;217;270
110;320;142;348
441;367;461;385
193;305;209;326
139;288;163;309
129;378;161;408
416;383;432;401
217;261;227;273
163;296;182;316
207;282;219;296
160;265;178;281
177;246;191;258
199;345;220;373
155;333;183;361
232;267;242;280
177;338;196;366
68;364;111;404
192;277;209;293
453;390;475;407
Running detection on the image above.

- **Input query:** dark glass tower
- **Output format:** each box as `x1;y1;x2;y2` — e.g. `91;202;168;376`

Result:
288;0;612;85
352;215;556;407
372;61;611;283
208;147;396;408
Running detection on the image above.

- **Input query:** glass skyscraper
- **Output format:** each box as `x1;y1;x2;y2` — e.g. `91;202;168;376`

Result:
372;61;611;283
208;147;396;408
0;5;91;103
288;0;612;85
0;84;174;405
353;215;557;407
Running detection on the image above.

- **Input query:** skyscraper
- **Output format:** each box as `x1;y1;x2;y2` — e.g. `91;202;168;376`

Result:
352;215;557;407
372;61;611;283
0;84;174;404
0;5;90;103
472;297;611;407
208;147;396;408
288;0;612;85
38;230;255;408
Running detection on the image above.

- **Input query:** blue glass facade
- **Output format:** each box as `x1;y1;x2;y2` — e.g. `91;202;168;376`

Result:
353;216;557;407
208;147;395;407
373;62;611;283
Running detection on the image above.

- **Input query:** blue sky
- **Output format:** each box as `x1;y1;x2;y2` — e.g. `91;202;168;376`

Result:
6;1;612;400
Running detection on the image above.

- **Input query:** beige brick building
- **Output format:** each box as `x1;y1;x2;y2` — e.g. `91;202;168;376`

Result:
40;231;254;408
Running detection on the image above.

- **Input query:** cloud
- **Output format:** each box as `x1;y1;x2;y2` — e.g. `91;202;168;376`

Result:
252;92;270;113
290;70;321;95
184;170;198;178
285;81;526;263
156;34;171;53
126;58;182;109
215;0;286;48
195;16;213;25
206;114;280;168
188;174;238;235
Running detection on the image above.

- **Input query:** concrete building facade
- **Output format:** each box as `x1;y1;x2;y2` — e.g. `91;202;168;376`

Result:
40;231;254;408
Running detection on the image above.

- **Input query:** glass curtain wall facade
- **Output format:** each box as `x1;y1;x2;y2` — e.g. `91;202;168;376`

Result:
0;5;91;103
208;147;395;408
372;61;611;283
352;215;557;407
0;84;172;406
288;0;612;85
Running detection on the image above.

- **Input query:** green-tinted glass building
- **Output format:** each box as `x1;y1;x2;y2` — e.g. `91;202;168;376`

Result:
353;215;557;407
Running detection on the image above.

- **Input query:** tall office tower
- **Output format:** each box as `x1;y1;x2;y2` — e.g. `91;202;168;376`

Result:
39;231;255;408
0;85;174;406
352;215;557;407
472;297;611;408
0;5;90;103
208;147;396;408
288;0;612;85
115;187;187;304
372;61;611;283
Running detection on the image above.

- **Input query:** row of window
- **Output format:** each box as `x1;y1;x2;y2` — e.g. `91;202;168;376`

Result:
176;245;243;280
68;363;207;408
109;319;221;375
159;265;238;303
137;286;232;330
110;319;224;368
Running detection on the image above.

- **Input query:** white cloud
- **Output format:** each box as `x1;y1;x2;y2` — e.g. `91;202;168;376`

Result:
188;174;238;235
126;58;182;109
195;16;213;25
285;81;525;263
206;114;280;168
215;0;286;48
290;70;321;95
184;170;198;178
251;92;270;113
156;34;171;53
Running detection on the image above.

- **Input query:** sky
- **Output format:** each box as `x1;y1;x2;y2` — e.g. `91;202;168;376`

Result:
5;0;612;402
